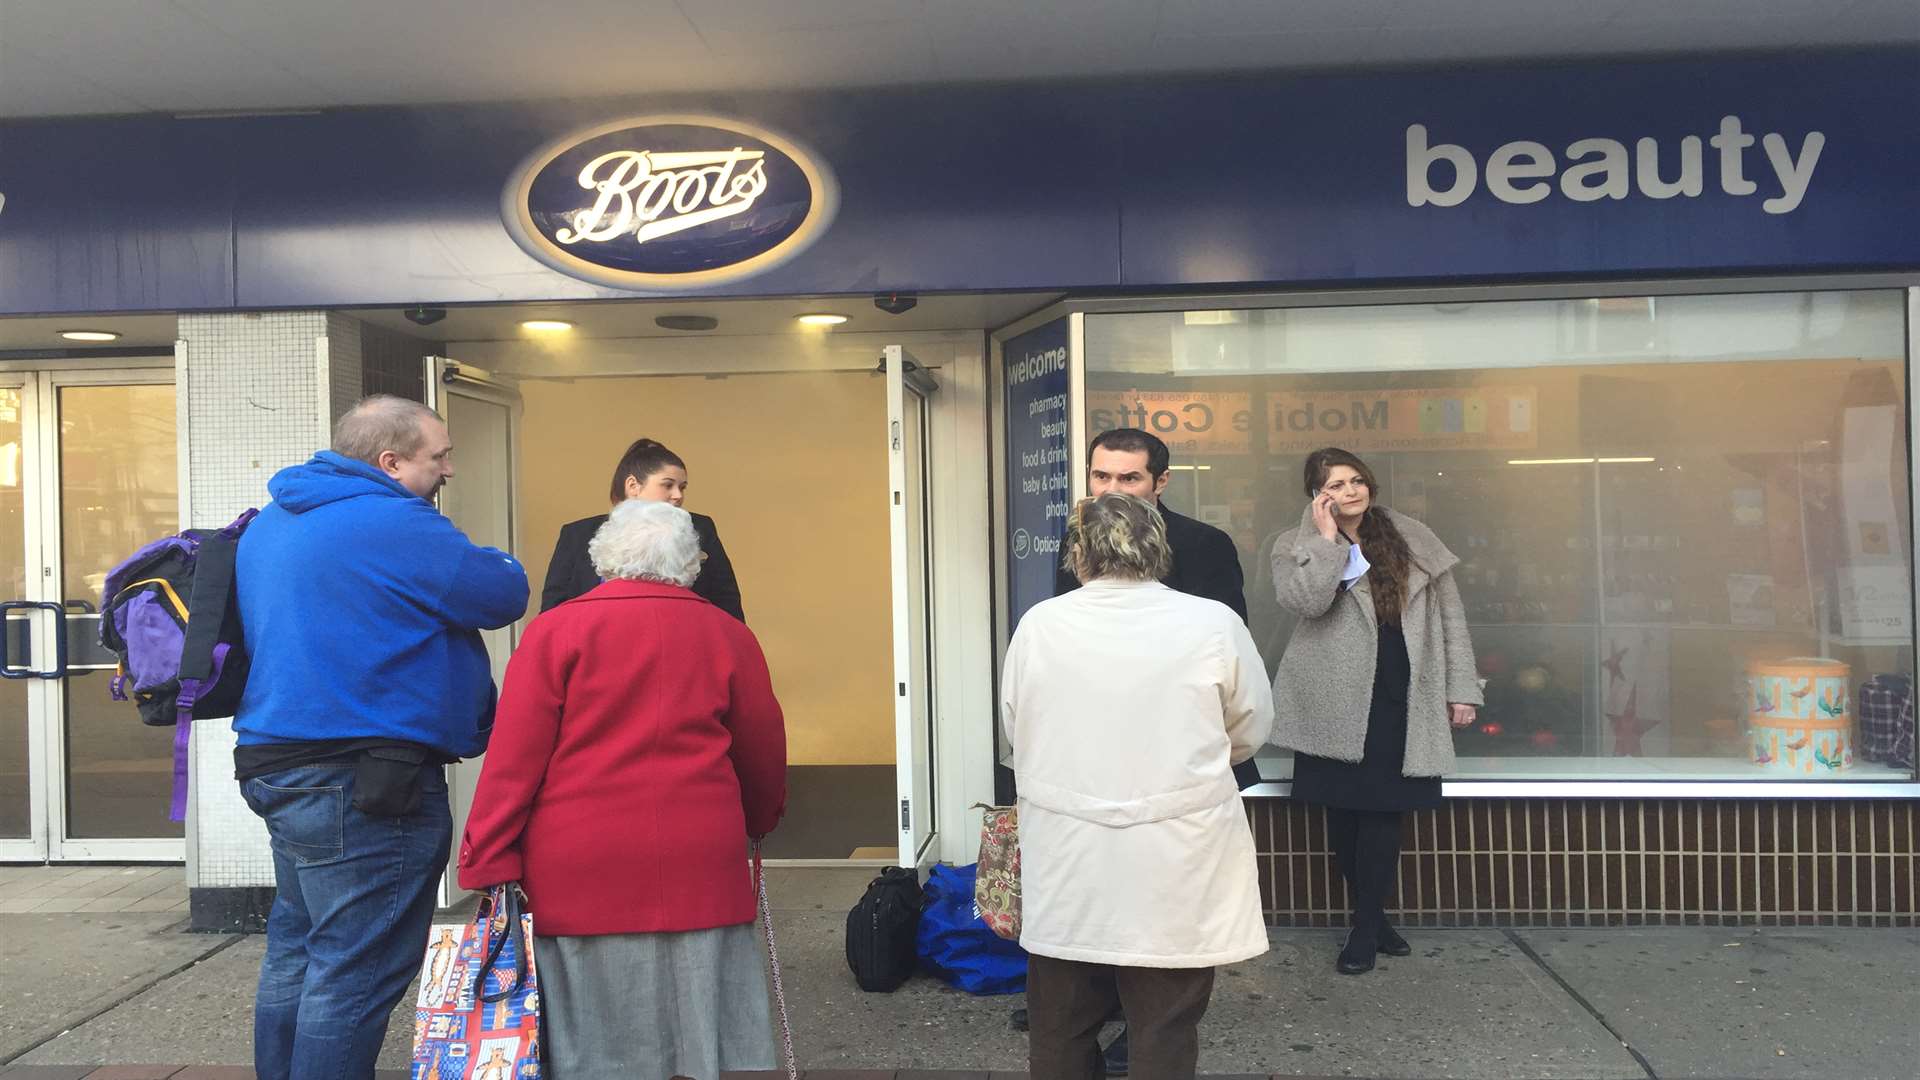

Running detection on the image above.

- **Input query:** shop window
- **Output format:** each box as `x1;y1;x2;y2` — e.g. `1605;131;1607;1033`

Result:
1085;290;1916;783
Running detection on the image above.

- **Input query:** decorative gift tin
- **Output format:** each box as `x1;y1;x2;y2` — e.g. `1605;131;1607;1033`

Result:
1747;657;1853;774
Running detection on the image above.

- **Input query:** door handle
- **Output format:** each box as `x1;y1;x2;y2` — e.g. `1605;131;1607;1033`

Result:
0;601;69;680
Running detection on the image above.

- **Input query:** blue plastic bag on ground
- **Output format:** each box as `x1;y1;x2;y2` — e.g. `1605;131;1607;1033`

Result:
915;863;1027;995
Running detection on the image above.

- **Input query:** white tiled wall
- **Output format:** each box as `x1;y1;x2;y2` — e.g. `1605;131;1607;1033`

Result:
325;312;367;427
179;312;362;889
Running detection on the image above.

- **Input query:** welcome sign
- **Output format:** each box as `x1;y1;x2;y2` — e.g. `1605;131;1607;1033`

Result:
501;114;838;290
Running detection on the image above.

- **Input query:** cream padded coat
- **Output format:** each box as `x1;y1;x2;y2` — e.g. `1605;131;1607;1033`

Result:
1001;580;1273;968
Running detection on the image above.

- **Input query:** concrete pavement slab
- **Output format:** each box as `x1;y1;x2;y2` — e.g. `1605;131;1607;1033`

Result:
1201;930;1642;1079
0;915;227;1065
772;917;1644;1078
13;936;420;1071
1516;927;1920;1080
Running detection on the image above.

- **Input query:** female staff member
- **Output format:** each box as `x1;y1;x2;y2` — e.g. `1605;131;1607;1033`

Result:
461;499;787;1079
1004;493;1272;1080
541;437;744;619
1270;447;1481;975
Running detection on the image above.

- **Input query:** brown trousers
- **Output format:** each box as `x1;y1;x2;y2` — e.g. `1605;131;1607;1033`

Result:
1025;954;1216;1080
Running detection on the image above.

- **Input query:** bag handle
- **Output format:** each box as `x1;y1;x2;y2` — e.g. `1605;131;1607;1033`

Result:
474;883;530;1004
752;840;799;1080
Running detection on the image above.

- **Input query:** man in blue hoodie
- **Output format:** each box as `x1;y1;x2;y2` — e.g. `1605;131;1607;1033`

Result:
232;394;528;1080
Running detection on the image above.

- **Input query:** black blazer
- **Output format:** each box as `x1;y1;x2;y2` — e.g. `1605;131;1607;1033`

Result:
1053;503;1248;622
540;511;745;621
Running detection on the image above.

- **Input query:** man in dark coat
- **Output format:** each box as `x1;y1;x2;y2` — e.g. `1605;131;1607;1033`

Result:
1022;427;1257;1075
1052;428;1247;622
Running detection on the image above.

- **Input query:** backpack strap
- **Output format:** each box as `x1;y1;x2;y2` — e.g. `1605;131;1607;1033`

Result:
178;530;239;682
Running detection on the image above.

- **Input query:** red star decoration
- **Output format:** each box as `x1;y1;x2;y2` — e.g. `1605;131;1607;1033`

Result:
1608;686;1661;756
1602;643;1630;682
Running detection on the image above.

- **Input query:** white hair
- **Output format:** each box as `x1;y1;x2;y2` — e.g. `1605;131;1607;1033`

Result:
588;499;702;587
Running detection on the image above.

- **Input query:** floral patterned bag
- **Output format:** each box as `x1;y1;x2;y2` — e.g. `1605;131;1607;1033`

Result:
973;804;1021;941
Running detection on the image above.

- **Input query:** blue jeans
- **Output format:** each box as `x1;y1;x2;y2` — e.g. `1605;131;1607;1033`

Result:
240;763;451;1080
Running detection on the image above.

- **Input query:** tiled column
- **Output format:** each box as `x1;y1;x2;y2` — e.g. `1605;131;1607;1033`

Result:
177;312;363;931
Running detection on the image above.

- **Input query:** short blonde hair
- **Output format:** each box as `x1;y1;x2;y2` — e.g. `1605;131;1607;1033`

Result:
588;499;702;586
1063;493;1171;584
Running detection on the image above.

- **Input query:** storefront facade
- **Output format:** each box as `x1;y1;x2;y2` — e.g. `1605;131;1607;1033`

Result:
2;47;1916;926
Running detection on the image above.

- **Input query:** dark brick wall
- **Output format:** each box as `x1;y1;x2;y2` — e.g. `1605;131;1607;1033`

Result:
1250;798;1919;927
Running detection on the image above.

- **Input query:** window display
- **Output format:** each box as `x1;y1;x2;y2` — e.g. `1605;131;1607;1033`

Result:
1085;289;1916;783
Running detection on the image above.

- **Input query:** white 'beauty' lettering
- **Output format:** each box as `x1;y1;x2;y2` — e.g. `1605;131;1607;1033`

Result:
1407;117;1824;215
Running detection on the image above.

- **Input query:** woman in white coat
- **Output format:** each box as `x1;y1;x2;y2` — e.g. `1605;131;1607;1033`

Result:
1001;492;1273;1080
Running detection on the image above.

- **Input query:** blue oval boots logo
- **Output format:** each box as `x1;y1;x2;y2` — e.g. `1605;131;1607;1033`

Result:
503;115;838;290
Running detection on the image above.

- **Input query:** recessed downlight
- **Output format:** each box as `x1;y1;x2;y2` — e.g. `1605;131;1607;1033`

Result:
60;330;121;342
520;319;573;332
796;313;848;327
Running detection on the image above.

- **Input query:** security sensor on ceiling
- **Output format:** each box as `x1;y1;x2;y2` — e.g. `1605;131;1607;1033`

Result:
874;292;917;315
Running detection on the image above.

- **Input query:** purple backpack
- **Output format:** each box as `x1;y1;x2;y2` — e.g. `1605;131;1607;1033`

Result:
99;510;256;820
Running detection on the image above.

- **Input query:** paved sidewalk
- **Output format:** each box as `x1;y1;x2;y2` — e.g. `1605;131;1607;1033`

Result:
0;866;1914;1079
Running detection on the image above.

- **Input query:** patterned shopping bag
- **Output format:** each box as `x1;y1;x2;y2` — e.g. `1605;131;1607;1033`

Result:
973;804;1021;941
411;885;542;1080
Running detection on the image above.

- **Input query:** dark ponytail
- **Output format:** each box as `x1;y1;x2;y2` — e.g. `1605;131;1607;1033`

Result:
607;438;686;505
1303;446;1416;625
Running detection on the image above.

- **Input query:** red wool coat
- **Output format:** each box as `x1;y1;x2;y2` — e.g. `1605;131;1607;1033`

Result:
458;579;788;936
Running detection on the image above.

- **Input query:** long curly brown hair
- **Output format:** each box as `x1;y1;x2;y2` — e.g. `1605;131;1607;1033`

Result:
1303;447;1415;625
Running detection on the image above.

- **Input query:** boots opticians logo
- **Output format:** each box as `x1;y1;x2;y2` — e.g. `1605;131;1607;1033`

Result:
503;115;838;290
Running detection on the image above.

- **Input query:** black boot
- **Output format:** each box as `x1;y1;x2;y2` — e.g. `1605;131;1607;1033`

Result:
1101;1025;1130;1076
1337;923;1378;974
1377;919;1411;957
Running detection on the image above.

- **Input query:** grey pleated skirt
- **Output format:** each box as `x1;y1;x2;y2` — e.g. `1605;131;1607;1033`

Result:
532;923;776;1080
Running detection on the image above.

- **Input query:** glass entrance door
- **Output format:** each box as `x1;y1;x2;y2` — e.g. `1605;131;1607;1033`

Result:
0;377;35;859
425;356;522;900
884;345;940;870
1;365;181;861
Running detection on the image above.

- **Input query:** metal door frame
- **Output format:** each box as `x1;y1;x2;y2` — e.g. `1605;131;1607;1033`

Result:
885;345;941;870
424;356;525;904
3;362;181;862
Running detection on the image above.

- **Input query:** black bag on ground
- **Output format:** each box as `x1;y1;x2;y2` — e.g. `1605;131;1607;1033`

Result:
845;866;925;992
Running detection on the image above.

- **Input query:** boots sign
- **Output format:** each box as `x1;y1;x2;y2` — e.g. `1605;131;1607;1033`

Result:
502;114;839;291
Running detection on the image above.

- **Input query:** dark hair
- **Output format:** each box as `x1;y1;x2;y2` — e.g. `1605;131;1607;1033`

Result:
1088;428;1170;477
607;438;686;506
1303;447;1415;625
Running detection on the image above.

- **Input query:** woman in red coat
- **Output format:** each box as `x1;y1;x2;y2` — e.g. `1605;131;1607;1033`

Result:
459;498;788;1080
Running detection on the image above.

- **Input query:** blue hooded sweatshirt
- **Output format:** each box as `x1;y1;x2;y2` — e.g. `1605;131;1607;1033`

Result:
233;451;529;758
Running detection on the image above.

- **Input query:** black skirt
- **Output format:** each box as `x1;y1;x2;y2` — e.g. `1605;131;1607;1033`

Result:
1291;621;1444;812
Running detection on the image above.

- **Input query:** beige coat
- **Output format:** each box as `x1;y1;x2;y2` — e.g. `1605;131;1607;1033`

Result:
1269;504;1482;776
1000;580;1273;968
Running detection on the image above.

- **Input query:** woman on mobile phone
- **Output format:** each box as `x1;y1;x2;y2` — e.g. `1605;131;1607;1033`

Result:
1269;447;1481;975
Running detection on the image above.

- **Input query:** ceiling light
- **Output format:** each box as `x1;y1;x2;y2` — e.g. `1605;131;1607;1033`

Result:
796;313;848;327
520;319;573;332
60;330;120;342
